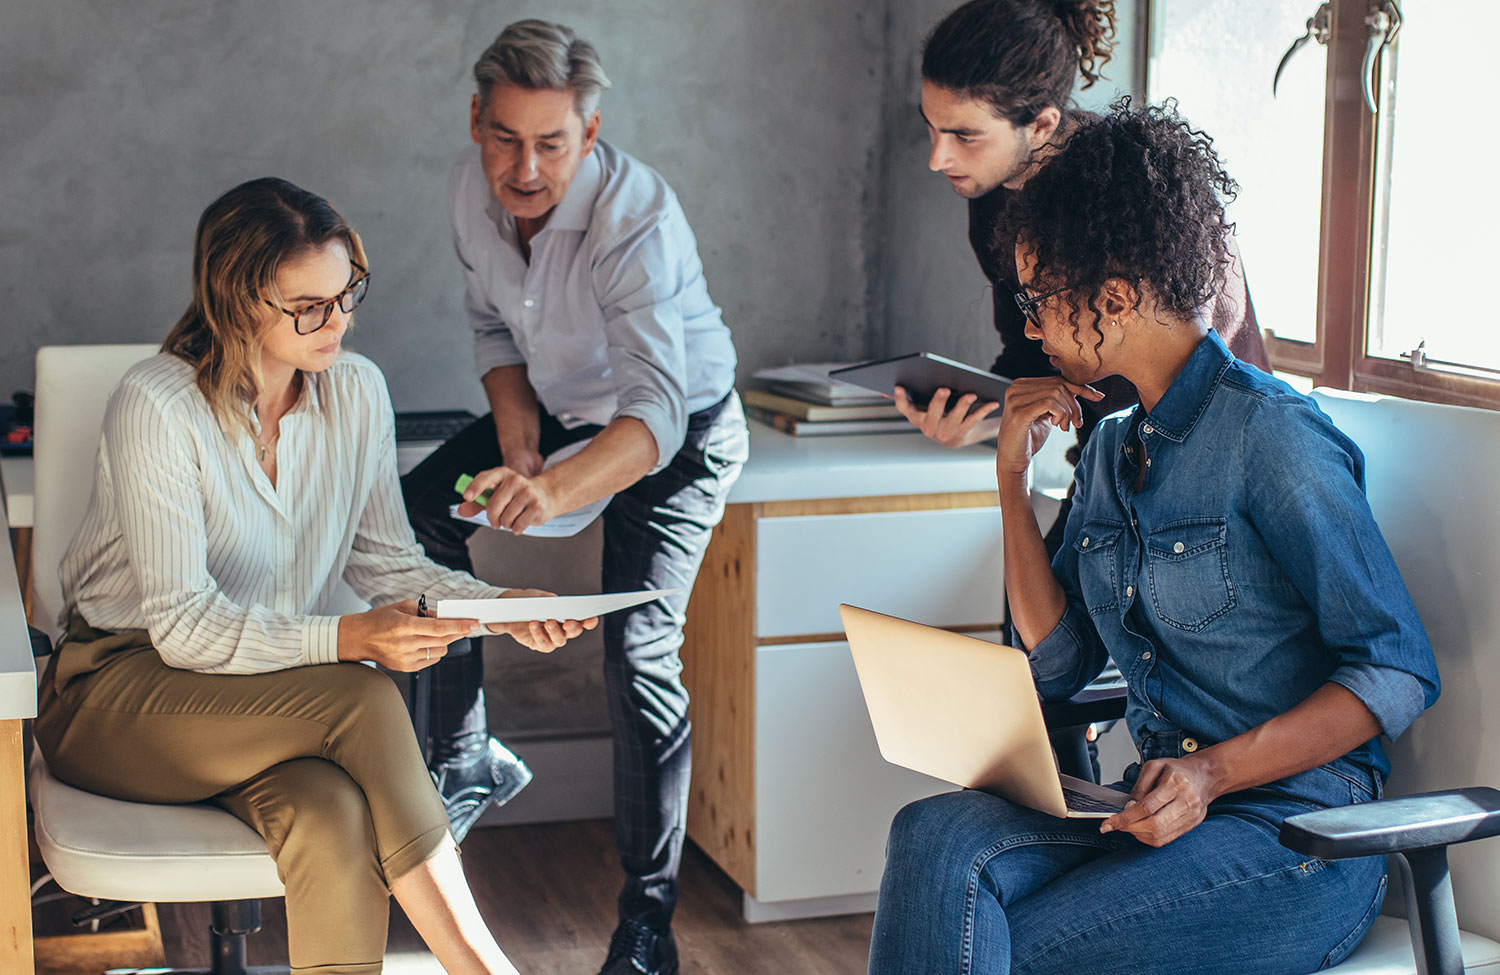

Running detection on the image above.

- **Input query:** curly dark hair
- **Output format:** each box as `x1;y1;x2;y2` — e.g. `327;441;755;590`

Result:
999;97;1239;362
922;0;1116;126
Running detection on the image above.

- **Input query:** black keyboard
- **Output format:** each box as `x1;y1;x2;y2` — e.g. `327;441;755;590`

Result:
394;410;478;444
1062;785;1128;815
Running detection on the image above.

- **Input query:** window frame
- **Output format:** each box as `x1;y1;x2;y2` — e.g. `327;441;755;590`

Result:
1150;0;1500;410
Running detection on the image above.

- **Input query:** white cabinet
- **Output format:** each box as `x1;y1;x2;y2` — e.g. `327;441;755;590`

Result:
753;639;952;905
755;508;1007;638
682;488;1005;920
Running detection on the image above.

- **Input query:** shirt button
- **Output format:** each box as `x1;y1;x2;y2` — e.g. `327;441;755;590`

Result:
1082;537;1090;548
1125;585;1134;598
1142;651;1152;659
1142;423;1154;435
1183;737;1200;753
1145;458;1152;467
1173;541;1185;553
523;298;535;308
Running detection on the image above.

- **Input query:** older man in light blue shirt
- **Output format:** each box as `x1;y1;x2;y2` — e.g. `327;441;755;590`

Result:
450;137;737;468
400;19;746;975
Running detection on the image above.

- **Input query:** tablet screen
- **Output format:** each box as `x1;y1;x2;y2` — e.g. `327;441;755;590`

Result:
829;353;1011;412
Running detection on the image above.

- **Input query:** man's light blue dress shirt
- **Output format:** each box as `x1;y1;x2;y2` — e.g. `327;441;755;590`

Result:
449;140;737;473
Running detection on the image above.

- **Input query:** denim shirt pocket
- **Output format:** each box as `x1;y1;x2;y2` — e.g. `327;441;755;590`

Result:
1074;522;1124;618
1146;517;1236;632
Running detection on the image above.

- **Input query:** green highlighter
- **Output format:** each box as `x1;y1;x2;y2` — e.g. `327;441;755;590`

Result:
454;473;492;508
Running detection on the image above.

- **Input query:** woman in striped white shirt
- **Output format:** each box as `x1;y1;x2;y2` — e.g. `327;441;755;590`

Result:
35;177;590;975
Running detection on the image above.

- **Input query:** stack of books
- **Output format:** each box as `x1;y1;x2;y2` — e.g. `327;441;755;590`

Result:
743;363;915;437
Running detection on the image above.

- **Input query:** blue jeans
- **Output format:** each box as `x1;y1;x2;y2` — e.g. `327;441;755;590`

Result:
869;785;1387;975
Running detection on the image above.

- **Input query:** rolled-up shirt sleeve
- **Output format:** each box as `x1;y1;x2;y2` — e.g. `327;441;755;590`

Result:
104;381;337;673
594;217;692;473
1244;397;1440;740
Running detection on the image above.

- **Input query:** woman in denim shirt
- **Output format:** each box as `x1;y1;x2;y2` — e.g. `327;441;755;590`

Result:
868;101;1441;975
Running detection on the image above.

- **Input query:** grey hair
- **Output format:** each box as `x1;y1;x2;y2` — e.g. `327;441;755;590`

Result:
473;19;612;119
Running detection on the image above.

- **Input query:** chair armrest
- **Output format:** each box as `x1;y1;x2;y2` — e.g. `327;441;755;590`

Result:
1279;787;1500;859
29;625;51;658
1041;683;1127;729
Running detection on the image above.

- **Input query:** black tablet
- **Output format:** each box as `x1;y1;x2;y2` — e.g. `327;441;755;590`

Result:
829;353;1011;413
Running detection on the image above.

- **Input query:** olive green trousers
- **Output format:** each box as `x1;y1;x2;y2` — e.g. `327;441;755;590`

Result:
36;615;453;974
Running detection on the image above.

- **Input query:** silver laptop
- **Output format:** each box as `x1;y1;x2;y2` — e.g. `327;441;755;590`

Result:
840;604;1128;819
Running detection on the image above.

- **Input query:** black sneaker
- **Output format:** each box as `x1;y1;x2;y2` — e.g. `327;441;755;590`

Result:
598;919;678;975
430;737;533;844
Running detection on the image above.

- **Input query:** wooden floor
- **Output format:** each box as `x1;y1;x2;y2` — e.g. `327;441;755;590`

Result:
155;819;874;974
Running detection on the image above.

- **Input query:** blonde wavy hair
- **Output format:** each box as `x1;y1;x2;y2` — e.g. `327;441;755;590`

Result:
161;177;368;438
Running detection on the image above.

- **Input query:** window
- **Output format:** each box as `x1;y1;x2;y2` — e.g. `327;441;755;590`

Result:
1148;0;1500;408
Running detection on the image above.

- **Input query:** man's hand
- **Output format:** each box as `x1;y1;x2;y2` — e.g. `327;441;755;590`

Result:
497;441;543;478
1099;756;1221;847
995;377;1103;478
458;465;559;534
893;385;1001;448
483;588;599;653
338;600;477;672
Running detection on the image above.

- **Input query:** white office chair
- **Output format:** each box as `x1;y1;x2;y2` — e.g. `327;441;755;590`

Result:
28;344;287;974
1287;390;1500;975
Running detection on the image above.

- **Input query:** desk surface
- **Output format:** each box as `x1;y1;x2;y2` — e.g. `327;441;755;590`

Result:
728;423;1001;504
0;519;36;720
0;455;31;530
4;449;419;531
2;423;1012;529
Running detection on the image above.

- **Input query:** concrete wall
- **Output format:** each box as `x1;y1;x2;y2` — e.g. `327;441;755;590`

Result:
0;0;886;410
0;1;1143;743
0;0;1143;408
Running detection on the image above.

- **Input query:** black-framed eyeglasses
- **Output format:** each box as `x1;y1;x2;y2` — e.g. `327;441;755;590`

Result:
265;261;371;335
1014;285;1068;327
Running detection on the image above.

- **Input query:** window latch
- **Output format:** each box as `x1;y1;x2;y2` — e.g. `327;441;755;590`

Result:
1404;339;1429;373
1273;3;1332;97
1362;0;1403;114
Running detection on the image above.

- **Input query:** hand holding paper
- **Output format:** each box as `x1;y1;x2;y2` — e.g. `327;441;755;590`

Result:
477;588;601;654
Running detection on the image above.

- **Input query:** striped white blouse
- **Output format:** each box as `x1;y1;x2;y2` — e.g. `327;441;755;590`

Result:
59;351;508;674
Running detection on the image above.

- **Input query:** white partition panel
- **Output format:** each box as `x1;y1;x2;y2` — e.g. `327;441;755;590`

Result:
1313;389;1500;945
754;639;955;903
755;507;1004;638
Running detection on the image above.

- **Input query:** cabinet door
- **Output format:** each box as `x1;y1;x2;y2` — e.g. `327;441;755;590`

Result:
754;640;955;903
755;507;1004;639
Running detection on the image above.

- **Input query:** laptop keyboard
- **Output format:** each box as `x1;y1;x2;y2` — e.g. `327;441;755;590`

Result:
394;410;477;443
1062;785;1128;814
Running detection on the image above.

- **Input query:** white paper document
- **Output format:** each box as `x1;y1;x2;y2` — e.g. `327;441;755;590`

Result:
448;439;612;538
434;588;681;624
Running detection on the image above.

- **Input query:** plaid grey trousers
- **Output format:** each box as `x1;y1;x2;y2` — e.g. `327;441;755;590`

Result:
401;393;747;929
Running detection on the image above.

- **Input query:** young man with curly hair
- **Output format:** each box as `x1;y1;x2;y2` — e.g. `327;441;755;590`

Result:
902;0;1270;552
